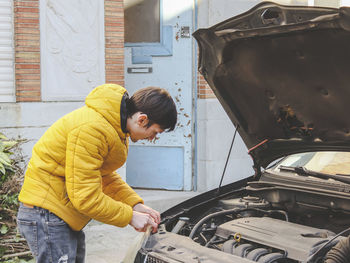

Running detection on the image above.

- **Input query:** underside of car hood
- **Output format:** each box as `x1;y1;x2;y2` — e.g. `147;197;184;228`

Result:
193;2;350;168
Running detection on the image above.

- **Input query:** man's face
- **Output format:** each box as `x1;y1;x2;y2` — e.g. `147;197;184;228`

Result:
128;113;164;142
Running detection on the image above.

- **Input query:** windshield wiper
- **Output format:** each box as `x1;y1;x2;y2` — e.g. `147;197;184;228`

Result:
278;165;350;185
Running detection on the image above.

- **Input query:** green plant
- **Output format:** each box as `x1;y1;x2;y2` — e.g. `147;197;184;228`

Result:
0;132;31;262
0;132;18;185
2;259;35;263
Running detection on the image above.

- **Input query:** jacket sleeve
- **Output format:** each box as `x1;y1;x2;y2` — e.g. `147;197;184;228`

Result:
324;235;350;263
102;172;144;207
65;124;133;227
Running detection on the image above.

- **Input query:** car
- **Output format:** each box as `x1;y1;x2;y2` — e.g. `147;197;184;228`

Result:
125;2;350;262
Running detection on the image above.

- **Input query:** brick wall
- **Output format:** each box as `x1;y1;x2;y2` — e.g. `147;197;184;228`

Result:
104;0;124;87
197;73;215;99
14;0;41;102
13;0;125;102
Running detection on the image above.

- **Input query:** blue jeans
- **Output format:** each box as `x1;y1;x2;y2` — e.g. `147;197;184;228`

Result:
17;203;85;263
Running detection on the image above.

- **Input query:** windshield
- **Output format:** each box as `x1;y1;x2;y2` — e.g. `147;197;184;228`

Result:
274;152;350;176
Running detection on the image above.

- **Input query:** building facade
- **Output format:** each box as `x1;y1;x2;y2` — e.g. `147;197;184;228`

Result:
0;0;348;192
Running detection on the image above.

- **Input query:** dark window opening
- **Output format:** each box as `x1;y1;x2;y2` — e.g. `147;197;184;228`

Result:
124;0;160;43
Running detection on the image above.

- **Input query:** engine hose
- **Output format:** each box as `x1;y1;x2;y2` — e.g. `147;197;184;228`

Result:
189;208;240;239
307;227;350;262
205;235;217;247
189;207;289;239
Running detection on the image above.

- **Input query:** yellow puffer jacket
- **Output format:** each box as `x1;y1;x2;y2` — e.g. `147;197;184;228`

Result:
18;84;143;231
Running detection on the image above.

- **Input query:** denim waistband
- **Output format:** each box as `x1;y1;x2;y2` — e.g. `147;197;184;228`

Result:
19;202;45;212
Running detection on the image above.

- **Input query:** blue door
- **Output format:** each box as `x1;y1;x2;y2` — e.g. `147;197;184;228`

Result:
124;0;194;190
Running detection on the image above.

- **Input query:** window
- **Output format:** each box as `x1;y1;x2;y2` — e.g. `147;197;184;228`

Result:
123;0;172;64
124;0;160;43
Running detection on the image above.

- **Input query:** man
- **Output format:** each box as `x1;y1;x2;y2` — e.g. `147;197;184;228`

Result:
324;235;350;263
17;84;177;263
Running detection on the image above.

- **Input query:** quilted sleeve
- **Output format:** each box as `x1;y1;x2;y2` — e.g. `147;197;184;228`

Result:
324;236;350;263
102;172;144;207
65;124;133;227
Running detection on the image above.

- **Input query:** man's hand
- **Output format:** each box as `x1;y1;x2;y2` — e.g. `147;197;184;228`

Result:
130;211;158;233
133;203;161;224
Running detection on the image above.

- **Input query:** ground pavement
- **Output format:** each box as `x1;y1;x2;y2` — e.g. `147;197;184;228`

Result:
85;189;198;263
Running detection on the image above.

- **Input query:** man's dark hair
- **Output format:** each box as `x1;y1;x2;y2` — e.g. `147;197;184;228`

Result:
126;87;177;131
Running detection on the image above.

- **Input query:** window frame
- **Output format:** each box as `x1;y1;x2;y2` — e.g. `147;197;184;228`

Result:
124;0;173;64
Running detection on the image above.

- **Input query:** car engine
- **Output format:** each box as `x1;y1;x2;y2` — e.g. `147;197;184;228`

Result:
205;196;335;262
138;192;350;263
215;216;332;262
184;196;336;262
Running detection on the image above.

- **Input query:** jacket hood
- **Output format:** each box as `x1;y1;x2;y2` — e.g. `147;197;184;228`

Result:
85;84;128;140
193;2;350;168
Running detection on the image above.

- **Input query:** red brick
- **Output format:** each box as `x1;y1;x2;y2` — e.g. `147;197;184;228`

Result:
16;80;40;86
16;64;40;69
16;85;40;91
14;0;41;102
15;34;40;41
106;70;124;75
14;1;39;8
105;0;124;86
105;11;123;17
106;75;124;80
105;47;124;54
104;1;123;8
15;23;39;29
105;59;124;65
15;46;40;52
16;91;41;96
16;68;40;74
15;7;39;13
15;40;39;47
16;74;40;80
105;22;124;27
15;56;40;62
16;58;40;64
105;43;124;49
15;52;39;58
105;6;123;13
106;65;123;71
15;12;39;19
105;31;124;38
199;94;215;99
15;18;39;24
105;26;124;33
106;37;123;44
15;28;40;35
105;16;124;23
105;54;123;61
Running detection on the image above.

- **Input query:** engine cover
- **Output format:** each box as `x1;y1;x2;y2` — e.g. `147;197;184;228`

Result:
215;217;334;261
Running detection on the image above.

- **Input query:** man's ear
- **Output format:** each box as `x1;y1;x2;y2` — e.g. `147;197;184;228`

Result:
137;113;149;127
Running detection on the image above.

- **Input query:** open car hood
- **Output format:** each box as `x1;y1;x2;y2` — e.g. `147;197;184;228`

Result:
193;2;350;168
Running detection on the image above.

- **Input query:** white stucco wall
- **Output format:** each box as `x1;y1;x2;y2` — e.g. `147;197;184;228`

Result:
0;101;127;180
0;102;82;165
40;0;105;101
197;99;254;192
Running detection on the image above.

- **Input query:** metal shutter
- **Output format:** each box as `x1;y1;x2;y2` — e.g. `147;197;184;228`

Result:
0;0;14;102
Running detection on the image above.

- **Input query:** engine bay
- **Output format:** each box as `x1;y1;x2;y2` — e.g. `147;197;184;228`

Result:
138;185;350;263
